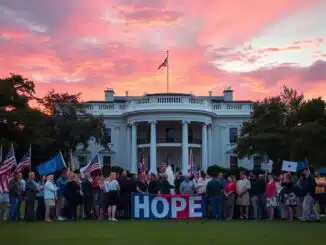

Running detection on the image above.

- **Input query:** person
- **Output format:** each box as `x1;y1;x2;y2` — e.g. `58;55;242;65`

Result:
104;172;120;221
281;173;297;221
196;171;209;195
236;171;251;220
206;172;225;219
224;175;236;220
0;174;10;221
159;174;174;194
174;171;185;194
36;176;46;220
315;172;326;216
136;174;148;194
25;172;38;221
44;175;57;223
8;172;22;221
17;173;25;220
294;175;306;219
249;173;260;219
81;174;93;219
148;173;159;195
180;175;196;194
266;175;277;220
64;174;82;221
56;171;67;221
300;168;320;222
91;175;101;219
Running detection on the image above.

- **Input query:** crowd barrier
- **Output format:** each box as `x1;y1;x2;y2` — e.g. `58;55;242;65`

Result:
131;193;207;219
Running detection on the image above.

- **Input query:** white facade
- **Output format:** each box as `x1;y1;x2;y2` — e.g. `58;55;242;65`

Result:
76;88;256;174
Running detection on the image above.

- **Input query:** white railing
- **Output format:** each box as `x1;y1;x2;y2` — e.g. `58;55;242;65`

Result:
85;96;252;116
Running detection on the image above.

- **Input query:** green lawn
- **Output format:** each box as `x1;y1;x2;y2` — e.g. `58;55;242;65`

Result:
0;220;324;245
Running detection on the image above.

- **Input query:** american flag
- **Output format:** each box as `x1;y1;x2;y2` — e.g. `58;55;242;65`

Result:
139;151;145;175
0;144;17;175
157;57;168;70
0;144;16;193
80;155;101;176
14;146;31;174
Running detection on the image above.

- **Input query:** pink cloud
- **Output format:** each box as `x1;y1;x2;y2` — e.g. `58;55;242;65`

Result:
0;0;325;103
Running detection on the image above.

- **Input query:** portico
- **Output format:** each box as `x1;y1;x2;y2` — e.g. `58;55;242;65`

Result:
127;119;213;175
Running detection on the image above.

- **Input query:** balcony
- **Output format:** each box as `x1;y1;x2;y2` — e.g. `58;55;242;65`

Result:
137;137;202;144
85;95;252;117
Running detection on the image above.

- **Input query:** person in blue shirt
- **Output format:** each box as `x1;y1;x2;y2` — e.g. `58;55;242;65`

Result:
56;171;68;220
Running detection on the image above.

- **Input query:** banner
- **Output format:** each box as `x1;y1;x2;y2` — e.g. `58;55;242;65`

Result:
131;193;206;219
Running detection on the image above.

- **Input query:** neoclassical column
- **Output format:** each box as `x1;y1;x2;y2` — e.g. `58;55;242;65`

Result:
150;120;157;173
201;123;208;171
182;120;189;175
207;124;212;167
131;122;137;174
127;125;131;170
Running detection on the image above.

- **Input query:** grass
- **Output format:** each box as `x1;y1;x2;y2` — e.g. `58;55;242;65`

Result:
0;220;325;245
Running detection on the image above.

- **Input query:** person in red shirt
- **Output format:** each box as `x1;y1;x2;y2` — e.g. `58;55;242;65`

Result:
224;175;237;220
266;175;277;220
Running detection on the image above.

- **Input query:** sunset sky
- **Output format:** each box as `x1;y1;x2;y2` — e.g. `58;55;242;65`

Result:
1;0;325;101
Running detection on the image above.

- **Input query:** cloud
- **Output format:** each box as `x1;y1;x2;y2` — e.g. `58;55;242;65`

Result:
0;0;325;103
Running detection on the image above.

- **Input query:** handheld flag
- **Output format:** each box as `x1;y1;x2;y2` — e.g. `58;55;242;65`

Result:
282;160;308;172
15;146;31;174
36;152;66;176
0;144;17;175
80;155;101;177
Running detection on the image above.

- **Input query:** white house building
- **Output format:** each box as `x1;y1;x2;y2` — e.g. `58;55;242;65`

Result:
76;88;261;174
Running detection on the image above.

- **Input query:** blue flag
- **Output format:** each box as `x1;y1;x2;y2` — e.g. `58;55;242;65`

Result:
36;152;66;176
297;161;308;171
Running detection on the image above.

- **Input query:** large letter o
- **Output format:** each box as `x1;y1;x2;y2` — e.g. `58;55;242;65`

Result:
151;197;169;218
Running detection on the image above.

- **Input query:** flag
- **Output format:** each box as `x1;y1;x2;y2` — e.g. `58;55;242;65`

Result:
69;150;75;172
188;149;193;176
36;152;66;176
0;174;10;193
281;160;298;172
0;144;17;175
297;161;308;171
261;160;273;173
14;146;31;174
80;155;101;177
139;151;145;175
0;145;2;163
157;57;168;70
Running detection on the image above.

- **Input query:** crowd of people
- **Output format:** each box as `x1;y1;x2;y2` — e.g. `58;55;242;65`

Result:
0;165;325;223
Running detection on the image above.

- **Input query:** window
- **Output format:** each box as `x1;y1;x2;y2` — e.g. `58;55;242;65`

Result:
166;128;175;142
253;156;262;170
104;127;111;143
188;127;194;143
229;155;238;169
103;156;111;166
78;155;88;167
229;127;238;144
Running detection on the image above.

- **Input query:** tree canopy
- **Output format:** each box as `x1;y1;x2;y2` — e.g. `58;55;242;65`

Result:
0;74;104;168
236;86;326;169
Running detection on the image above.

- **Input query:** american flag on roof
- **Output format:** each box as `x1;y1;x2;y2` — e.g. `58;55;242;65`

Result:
0;144;17;175
14;146;31;174
157;57;168;70
80;154;101;176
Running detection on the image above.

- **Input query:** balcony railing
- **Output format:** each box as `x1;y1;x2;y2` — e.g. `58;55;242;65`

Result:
85;95;252;116
137;137;202;144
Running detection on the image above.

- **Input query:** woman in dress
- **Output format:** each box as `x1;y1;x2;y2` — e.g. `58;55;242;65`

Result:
104;172;120;221
266;175;277;220
281;173;297;221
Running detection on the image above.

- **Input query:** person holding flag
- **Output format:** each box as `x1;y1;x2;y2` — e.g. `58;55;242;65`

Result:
0;145;10;221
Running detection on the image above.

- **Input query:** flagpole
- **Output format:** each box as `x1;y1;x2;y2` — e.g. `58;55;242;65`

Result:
29;145;31;172
166;50;169;93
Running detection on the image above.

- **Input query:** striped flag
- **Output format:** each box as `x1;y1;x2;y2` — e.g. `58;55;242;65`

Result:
80;155;101;177
157;57;168;70
188;149;193;176
0;145;2;163
14;146;31;174
139;151;145;175
0;144;17;175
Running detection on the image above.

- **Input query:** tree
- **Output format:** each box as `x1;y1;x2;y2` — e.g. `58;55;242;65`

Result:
37;90;104;160
236;86;326;170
